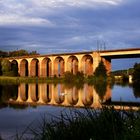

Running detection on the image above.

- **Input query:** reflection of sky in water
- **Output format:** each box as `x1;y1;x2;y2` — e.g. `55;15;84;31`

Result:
112;85;140;103
58;84;61;96
58;63;60;75
0;106;75;139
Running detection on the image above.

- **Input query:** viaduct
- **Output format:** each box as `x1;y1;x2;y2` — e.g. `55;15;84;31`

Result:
8;48;140;77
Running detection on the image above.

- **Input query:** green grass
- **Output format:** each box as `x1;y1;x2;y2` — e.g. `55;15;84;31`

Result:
0;75;114;86
0;76;64;84
13;107;140;140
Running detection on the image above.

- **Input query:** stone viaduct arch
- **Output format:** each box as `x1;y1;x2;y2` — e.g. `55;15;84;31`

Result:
20;59;28;76
30;58;40;77
11;60;18;76
41;58;52;77
67;55;79;74
81;55;93;76
54;56;65;77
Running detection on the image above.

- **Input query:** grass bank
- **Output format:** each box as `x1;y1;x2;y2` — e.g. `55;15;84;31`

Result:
0;76;64;84
0;75;114;85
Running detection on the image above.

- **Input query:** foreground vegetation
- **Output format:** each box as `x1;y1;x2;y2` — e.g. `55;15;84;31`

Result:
13;107;140;140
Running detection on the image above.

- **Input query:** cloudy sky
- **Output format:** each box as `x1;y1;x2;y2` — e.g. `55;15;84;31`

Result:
0;0;140;69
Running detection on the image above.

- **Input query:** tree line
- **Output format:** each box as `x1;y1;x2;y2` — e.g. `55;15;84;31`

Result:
111;68;134;76
0;49;39;58
111;63;140;83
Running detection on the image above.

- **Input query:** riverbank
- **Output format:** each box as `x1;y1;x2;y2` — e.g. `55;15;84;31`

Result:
0;76;64;84
0;75;114;85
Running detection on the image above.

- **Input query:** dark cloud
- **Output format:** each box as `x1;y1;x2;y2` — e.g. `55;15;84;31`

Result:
0;0;139;70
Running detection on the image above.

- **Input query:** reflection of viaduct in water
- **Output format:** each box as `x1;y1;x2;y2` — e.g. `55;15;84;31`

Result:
9;48;140;77
11;83;111;108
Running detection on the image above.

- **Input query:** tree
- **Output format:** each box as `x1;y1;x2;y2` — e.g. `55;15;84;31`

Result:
0;49;39;58
1;59;11;72
0;59;2;75
0;50;8;57
1;59;11;76
29;51;39;55
94;61;107;78
9;50;28;57
132;63;140;82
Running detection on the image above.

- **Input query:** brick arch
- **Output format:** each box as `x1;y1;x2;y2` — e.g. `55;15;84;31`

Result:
41;58;52;77
81;55;93;76
11;60;18;76
54;56;65;77
30;58;40;77
67;55;79;74
11;59;18;65
20;59;28;76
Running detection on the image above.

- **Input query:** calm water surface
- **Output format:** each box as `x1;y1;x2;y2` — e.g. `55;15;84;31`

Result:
0;83;140;139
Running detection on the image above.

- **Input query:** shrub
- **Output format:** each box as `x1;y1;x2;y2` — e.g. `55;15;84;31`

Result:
1;59;11;74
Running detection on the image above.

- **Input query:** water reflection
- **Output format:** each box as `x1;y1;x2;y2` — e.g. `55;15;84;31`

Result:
133;82;140;98
0;82;140;109
0;83;111;109
0;85;18;108
94;82;107;101
1;83;140;140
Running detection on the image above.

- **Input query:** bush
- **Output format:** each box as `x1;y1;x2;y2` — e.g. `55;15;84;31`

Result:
1;59;11;74
64;71;84;89
64;71;74;82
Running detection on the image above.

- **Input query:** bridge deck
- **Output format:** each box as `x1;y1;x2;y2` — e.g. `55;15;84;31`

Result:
6;47;140;60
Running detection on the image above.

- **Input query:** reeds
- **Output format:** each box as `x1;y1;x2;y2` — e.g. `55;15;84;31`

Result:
13;107;140;140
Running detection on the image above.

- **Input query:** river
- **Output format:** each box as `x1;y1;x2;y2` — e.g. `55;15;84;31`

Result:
0;82;140;139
